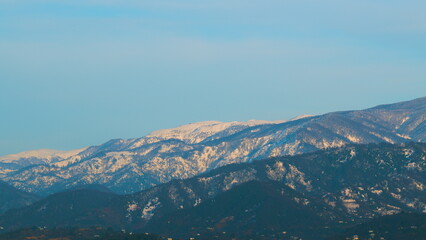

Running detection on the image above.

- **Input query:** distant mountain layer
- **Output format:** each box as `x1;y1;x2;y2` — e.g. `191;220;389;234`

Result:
1;97;425;195
0;148;87;165
0;148;87;177
0;181;39;214
1;143;425;240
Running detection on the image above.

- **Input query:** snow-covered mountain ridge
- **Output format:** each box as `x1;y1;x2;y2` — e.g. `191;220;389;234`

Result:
0;120;282;172
0;148;87;164
146;120;287;144
1;97;425;195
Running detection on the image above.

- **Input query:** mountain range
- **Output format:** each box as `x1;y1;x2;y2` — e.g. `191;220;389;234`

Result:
1;142;425;239
1;97;425;195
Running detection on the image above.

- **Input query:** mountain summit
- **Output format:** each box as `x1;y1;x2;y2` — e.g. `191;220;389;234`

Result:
146;120;288;144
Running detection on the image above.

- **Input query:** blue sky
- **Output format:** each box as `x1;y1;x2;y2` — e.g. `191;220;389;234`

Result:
1;0;425;155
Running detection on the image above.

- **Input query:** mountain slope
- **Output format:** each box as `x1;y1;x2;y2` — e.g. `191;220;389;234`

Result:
0;181;40;214
2;97;425;195
1;142;425;239
146;180;338;239
0;188;122;230
122;142;426;226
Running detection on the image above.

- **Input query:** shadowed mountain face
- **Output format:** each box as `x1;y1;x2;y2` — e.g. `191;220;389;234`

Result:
0;189;122;230
1;97;425;195
0;181;40;214
145;180;339;239
0;143;425;240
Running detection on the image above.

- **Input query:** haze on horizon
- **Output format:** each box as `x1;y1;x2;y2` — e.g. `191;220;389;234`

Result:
1;0;425;156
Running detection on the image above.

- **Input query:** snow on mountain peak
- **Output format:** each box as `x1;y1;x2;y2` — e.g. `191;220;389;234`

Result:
289;115;315;121
146;120;286;144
